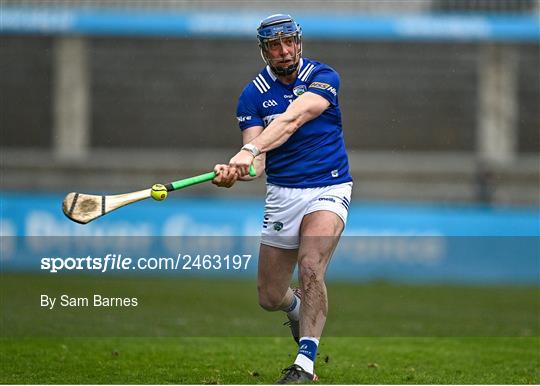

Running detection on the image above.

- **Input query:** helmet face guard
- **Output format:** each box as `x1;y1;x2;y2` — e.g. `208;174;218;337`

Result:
257;14;302;76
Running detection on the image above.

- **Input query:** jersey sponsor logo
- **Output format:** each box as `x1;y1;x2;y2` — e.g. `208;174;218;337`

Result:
262;99;278;108
309;82;337;96
293;85;307;96
309;82;330;89
283;94;294;99
237;115;252;122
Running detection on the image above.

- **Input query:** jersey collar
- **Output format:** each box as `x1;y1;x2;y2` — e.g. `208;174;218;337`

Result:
296;58;304;75
265;65;277;82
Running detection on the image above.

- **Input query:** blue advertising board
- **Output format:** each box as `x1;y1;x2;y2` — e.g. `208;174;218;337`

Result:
1;7;539;42
1;193;539;284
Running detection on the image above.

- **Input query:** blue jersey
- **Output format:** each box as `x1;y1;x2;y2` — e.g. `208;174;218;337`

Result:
236;58;352;188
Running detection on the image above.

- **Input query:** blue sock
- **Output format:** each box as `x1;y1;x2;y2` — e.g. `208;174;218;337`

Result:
294;337;319;374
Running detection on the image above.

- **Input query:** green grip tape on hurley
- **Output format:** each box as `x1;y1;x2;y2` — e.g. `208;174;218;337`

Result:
169;164;256;191
248;164;256;177
170;172;215;190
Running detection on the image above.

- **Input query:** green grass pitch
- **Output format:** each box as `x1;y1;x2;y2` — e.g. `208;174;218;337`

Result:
1;275;539;384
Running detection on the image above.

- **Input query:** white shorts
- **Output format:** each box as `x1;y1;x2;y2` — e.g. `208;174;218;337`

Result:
261;182;353;249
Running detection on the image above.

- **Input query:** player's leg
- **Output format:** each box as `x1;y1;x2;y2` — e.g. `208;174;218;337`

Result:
295;182;351;339
277;211;343;383
259;184;306;342
280;182;351;382
257;243;303;343
257;243;297;312
291;210;344;376
298;210;343;337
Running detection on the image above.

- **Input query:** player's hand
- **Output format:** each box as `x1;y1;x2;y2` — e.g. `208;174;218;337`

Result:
229;150;254;177
212;164;238;188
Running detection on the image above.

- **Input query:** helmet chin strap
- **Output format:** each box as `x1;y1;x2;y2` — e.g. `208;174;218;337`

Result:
271;62;298;76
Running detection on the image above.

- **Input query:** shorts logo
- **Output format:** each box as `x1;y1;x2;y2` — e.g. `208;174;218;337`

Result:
293;85;307;96
273;221;284;231
318;197;335;203
262;99;278;108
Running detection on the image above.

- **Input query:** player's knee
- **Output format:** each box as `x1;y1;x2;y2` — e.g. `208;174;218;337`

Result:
257;286;283;311
298;256;325;282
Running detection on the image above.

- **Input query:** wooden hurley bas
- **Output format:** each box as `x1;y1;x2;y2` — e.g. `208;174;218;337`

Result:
62;165;256;224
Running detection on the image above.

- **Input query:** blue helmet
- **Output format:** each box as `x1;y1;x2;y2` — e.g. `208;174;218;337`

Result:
257;14;302;76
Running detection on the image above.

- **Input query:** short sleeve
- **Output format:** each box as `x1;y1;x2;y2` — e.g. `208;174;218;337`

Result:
307;68;340;106
236;85;264;131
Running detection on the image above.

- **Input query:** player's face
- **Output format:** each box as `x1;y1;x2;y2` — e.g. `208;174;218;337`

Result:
265;36;299;69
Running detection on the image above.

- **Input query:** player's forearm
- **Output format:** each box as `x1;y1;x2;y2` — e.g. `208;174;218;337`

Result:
250;108;304;153
229;113;300;177
249;92;328;154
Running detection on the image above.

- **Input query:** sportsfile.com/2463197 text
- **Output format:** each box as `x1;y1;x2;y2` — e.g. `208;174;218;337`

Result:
40;253;252;273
